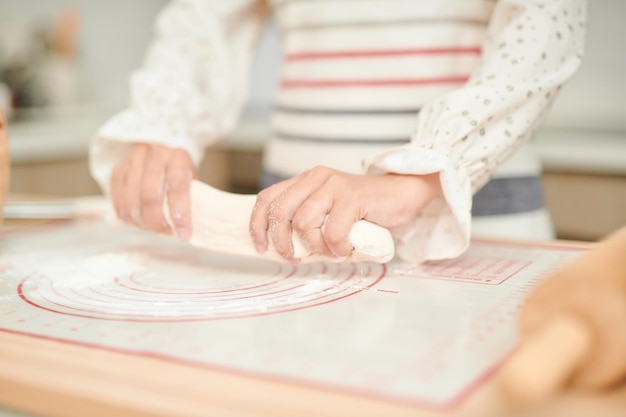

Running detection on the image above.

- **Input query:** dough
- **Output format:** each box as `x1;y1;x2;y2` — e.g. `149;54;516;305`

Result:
175;180;395;263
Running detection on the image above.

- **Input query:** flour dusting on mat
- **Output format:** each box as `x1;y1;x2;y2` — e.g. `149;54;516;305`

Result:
11;252;145;289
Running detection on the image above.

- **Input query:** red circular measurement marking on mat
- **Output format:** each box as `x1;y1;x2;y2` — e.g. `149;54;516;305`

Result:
16;248;386;322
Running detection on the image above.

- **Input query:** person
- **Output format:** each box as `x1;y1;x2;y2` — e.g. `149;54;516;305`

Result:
90;0;587;263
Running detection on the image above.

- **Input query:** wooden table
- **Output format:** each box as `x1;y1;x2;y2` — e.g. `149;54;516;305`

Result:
2;328;626;417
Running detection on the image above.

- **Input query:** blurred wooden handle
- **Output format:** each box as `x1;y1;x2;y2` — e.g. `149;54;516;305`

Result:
494;226;626;409
0;110;9;225
55;8;80;58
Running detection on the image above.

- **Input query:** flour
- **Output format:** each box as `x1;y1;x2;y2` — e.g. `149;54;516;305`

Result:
10;252;145;289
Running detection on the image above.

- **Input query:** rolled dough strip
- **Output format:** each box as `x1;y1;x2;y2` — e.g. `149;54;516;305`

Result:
170;180;395;263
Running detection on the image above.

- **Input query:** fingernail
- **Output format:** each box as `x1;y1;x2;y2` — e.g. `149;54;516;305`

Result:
254;240;266;254
176;228;190;241
131;208;141;224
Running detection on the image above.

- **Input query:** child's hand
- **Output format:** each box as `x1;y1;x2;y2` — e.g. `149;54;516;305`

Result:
109;142;197;240
249;166;441;263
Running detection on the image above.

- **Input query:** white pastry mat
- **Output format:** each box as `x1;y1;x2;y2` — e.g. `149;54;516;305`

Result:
0;221;585;408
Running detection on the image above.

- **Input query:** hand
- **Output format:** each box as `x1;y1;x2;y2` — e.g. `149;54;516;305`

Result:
250;166;441;263
518;226;626;389
110;142;197;240
494;227;626;407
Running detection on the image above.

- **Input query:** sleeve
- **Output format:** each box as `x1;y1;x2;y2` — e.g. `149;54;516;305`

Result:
366;0;587;263
89;0;268;193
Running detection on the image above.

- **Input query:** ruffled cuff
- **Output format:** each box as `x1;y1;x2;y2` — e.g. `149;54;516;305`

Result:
366;146;472;263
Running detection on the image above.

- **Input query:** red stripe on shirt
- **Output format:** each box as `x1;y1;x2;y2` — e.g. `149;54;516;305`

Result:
281;76;469;88
285;47;481;61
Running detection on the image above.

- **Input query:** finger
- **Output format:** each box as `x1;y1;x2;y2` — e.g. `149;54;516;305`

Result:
123;145;148;226
322;198;358;257
250;178;298;254
164;149;195;240
267;189;297;262
110;161;128;221
252;167;333;260
291;196;334;258
139;146;168;233
268;168;340;262
267;179;328;262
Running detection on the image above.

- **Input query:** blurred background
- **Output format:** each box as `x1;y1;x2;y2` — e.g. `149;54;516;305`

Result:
1;0;625;241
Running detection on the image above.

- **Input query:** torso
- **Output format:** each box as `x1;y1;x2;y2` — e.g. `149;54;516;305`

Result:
261;0;552;238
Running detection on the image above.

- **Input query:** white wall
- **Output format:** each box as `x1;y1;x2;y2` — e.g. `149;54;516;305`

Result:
0;0;168;108
543;0;626;132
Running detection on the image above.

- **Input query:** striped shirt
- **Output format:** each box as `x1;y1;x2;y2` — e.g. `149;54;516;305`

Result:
90;0;587;262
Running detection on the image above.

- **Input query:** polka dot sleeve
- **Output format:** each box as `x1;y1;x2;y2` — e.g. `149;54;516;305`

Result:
90;0;267;193
367;0;587;262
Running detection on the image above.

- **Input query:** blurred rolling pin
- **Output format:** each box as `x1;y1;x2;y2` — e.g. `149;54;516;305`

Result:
496;226;626;407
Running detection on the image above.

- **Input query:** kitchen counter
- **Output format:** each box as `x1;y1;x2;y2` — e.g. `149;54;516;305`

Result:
6;109;271;164
7;111;626;174
533;126;626;175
